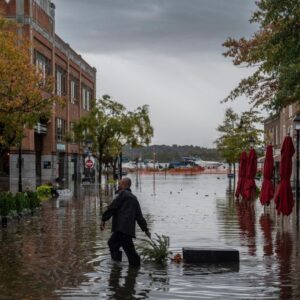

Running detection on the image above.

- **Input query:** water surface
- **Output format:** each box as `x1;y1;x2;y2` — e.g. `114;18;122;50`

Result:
0;174;299;299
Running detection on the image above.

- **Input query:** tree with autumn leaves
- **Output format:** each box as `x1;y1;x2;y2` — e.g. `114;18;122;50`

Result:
0;16;57;154
223;0;300;112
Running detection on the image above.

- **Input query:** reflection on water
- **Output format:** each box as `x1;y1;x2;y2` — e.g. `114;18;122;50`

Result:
276;229;293;300
108;264;140;299
236;200;256;256
260;213;274;257
1;175;300;299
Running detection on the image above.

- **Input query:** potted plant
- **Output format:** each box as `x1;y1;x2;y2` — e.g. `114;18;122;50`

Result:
138;234;171;265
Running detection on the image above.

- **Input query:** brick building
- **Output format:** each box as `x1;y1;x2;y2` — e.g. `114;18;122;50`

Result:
264;104;298;181
0;0;97;192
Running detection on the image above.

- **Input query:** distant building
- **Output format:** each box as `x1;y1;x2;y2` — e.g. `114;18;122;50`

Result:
0;0;97;192
264;104;298;181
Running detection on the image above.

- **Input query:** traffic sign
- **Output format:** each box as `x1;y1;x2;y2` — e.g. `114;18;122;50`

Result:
85;159;94;169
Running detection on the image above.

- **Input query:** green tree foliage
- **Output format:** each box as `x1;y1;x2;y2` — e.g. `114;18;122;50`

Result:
223;0;300;111
123;145;221;162
215;108;240;166
72;95;153;185
215;108;263;165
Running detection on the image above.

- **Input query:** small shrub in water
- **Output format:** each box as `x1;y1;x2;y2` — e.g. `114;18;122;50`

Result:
15;193;27;213
138;234;171;264
36;185;52;202
26;191;40;209
0;192;14;217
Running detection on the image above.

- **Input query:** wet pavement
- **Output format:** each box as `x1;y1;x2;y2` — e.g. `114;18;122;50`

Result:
1;174;300;299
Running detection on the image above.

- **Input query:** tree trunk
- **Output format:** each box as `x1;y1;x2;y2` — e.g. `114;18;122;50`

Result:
118;151;123;180
233;162;236;190
228;163;232;176
105;163;109;196
18;145;22;193
112;157;118;180
98;149;103;189
105;163;109;183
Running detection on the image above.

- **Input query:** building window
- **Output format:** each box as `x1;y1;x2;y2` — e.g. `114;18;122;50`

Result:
36;0;50;14
56;118;66;142
56;66;66;96
82;86;92;111
70;78;78;104
34;51;51;83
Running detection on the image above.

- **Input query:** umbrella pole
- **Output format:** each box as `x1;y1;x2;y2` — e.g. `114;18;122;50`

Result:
296;128;300;230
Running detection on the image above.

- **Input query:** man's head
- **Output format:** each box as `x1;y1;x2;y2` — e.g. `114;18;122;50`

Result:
119;177;132;190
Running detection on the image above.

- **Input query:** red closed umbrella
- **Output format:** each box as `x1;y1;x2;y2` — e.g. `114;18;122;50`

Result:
235;151;248;199
274;136;295;216
242;148;257;201
260;145;274;206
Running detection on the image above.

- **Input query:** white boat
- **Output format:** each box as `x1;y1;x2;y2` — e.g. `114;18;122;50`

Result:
182;157;223;168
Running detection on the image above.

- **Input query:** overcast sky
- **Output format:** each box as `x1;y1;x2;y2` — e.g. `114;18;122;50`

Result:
55;0;257;147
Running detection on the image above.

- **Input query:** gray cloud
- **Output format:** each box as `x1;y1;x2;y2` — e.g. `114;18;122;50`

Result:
54;0;258;147
55;0;256;54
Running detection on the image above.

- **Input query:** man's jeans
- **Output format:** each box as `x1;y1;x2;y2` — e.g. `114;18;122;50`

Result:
108;231;141;266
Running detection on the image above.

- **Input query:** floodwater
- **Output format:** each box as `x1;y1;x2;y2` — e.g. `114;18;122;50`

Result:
0;174;300;299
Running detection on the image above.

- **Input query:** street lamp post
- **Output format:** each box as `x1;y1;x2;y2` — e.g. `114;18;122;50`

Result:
18;145;22;192
293;115;300;228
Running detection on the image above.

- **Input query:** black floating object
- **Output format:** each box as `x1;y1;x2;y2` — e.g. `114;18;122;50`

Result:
183;247;240;263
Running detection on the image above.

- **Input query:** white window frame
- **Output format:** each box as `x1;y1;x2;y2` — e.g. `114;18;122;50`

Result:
35;51;49;84
56;118;66;142
56;69;62;96
71;80;76;104
82;86;86;110
86;89;90;111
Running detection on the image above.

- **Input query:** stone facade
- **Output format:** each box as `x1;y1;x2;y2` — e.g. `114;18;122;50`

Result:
0;0;97;192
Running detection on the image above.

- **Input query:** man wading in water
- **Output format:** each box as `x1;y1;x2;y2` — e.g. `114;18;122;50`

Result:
100;177;151;266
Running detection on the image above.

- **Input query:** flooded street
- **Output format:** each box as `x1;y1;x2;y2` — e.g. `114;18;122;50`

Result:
1;174;300;299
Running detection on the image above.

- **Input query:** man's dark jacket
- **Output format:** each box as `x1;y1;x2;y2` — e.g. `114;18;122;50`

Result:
102;188;148;238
